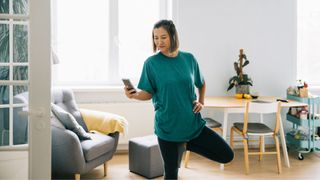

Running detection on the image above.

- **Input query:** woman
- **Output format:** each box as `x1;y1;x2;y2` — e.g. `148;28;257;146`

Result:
124;19;234;179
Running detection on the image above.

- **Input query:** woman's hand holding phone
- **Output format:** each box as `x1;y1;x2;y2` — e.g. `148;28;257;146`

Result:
122;79;137;98
124;87;137;99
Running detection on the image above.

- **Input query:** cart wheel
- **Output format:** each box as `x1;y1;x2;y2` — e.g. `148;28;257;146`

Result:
298;153;304;160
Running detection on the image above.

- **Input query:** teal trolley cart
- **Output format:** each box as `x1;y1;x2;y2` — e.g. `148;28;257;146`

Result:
286;95;320;160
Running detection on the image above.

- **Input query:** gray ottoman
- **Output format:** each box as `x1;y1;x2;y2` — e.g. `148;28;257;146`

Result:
129;135;164;179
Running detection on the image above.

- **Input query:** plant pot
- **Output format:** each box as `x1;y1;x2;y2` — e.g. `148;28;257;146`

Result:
236;85;250;94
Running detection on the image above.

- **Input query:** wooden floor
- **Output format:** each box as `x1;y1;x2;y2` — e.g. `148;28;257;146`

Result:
82;149;320;179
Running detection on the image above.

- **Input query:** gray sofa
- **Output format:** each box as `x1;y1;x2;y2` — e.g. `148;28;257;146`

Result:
0;92;29;145
12;88;119;180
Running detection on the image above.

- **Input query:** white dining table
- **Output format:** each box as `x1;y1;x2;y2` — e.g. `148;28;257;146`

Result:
204;96;308;169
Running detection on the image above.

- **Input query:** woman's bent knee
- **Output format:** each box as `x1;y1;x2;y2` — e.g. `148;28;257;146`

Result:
221;148;234;164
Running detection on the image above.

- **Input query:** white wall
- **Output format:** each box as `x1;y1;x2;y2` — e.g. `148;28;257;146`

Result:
74;0;298;148
0;151;28;179
176;0;297;97
174;0;297;137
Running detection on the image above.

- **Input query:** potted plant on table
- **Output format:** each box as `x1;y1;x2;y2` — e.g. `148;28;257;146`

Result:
227;49;253;97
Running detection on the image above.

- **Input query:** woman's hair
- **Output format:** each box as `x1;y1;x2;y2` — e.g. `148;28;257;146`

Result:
152;19;179;53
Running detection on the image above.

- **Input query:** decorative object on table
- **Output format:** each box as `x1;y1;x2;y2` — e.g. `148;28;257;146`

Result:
298;80;308;97
227;49;253;95
250;91;259;99
235;93;252;99
286;80;309;98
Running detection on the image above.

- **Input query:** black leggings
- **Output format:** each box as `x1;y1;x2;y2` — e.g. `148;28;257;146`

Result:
157;126;234;180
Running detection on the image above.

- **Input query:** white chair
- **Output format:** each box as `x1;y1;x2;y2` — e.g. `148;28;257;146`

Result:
230;101;282;174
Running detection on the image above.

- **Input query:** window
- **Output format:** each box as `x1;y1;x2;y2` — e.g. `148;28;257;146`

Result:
0;0;29;147
54;0;109;85
53;0;172;86
297;0;320;86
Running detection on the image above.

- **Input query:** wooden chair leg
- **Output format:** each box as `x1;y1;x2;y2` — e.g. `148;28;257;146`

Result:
104;162;108;177
243;139;250;174
230;127;234;149
75;174;80;180
274;135;282;174
184;151;190;168
213;127;222;133
259;136;264;161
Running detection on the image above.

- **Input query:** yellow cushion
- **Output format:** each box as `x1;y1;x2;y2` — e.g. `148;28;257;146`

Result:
80;109;128;135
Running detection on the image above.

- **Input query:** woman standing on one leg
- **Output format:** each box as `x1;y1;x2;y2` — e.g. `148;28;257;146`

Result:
124;19;234;179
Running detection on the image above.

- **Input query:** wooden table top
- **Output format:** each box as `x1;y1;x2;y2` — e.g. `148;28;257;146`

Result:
204;96;308;108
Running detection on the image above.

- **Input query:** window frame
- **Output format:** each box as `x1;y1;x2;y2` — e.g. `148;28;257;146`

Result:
52;0;173;87
0;0;29;149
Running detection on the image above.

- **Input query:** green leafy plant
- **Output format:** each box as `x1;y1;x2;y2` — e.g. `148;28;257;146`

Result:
227;49;253;91
0;1;28;99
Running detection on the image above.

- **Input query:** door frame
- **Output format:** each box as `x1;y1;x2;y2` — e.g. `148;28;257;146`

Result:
29;0;51;179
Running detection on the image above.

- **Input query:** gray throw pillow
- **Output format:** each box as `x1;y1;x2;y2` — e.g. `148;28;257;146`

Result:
50;111;66;130
51;103;91;140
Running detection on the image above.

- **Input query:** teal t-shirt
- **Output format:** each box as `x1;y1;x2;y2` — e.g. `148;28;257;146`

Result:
138;51;206;142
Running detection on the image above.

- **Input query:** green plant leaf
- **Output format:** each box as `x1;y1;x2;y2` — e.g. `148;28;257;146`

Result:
243;54;247;60
0;0;9;14
242;74;248;82
227;83;235;91
13;0;28;14
243;60;249;67
0;24;9;63
229;76;239;84
234;62;240;75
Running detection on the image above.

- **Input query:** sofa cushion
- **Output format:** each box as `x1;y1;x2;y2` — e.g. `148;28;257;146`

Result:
51;112;66;130
52;88;89;132
51;103;91;140
81;131;115;162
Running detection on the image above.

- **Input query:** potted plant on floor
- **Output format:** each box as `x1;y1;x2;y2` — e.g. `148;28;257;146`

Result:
227;49;253;94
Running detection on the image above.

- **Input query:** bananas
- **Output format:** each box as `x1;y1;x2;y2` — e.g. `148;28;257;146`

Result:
235;94;243;99
235;93;252;99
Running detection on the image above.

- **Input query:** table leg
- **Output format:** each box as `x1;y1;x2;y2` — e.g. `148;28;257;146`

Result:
279;115;290;168
220;109;229;170
260;114;265;153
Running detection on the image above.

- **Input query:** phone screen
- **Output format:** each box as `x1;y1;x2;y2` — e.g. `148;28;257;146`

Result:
122;79;137;93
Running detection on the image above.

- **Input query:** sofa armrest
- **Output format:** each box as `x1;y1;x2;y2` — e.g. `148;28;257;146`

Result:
108;131;120;154
51;126;86;175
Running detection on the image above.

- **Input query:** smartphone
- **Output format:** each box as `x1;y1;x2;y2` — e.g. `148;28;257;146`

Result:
122;78;137;93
